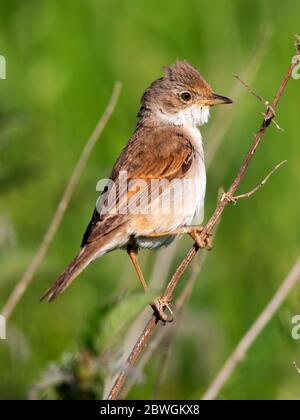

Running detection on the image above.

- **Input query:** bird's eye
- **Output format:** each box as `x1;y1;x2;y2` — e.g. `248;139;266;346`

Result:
180;91;191;102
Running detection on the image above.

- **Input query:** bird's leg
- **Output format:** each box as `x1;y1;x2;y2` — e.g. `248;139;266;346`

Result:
127;244;148;292
146;226;212;250
127;244;173;323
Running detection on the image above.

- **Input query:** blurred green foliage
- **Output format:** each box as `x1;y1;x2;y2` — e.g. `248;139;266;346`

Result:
0;0;300;400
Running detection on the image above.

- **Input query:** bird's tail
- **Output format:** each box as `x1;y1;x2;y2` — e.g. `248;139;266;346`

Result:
40;245;98;302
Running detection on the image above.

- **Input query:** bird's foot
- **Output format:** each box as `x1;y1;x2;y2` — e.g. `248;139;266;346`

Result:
151;296;173;324
189;226;212;250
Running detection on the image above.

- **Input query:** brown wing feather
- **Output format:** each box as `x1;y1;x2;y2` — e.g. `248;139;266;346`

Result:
82;125;195;245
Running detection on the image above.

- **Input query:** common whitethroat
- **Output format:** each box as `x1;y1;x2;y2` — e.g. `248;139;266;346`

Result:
42;61;232;321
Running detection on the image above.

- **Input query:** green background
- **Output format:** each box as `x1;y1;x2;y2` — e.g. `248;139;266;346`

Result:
0;0;300;400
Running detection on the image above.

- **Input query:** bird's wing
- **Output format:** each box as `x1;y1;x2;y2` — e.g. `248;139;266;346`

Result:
81;126;195;246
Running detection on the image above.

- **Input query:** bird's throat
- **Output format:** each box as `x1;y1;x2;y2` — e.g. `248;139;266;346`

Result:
156;105;210;128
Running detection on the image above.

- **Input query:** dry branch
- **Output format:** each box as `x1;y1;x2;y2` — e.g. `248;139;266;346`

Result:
1;82;122;320
107;39;300;400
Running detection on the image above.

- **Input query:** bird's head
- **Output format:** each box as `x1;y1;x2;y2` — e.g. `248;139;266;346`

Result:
139;60;232;127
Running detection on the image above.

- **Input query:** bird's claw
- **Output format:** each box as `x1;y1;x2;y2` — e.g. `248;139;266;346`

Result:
152;296;173;324
190;227;213;250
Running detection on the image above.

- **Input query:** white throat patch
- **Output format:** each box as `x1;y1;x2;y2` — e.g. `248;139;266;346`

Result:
158;105;210;128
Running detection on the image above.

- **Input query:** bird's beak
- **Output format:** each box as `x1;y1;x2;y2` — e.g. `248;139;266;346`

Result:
197;93;233;106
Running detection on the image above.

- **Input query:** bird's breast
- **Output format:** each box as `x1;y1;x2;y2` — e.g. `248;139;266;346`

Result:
184;126;206;224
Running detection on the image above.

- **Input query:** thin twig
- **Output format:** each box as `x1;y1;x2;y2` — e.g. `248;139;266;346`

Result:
107;40;300;400
202;258;300;400
234;74;283;131
1;82;122;320
234;74;269;106
222;160;287;203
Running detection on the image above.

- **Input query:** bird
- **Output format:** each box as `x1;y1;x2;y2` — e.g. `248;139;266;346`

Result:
41;60;232;321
